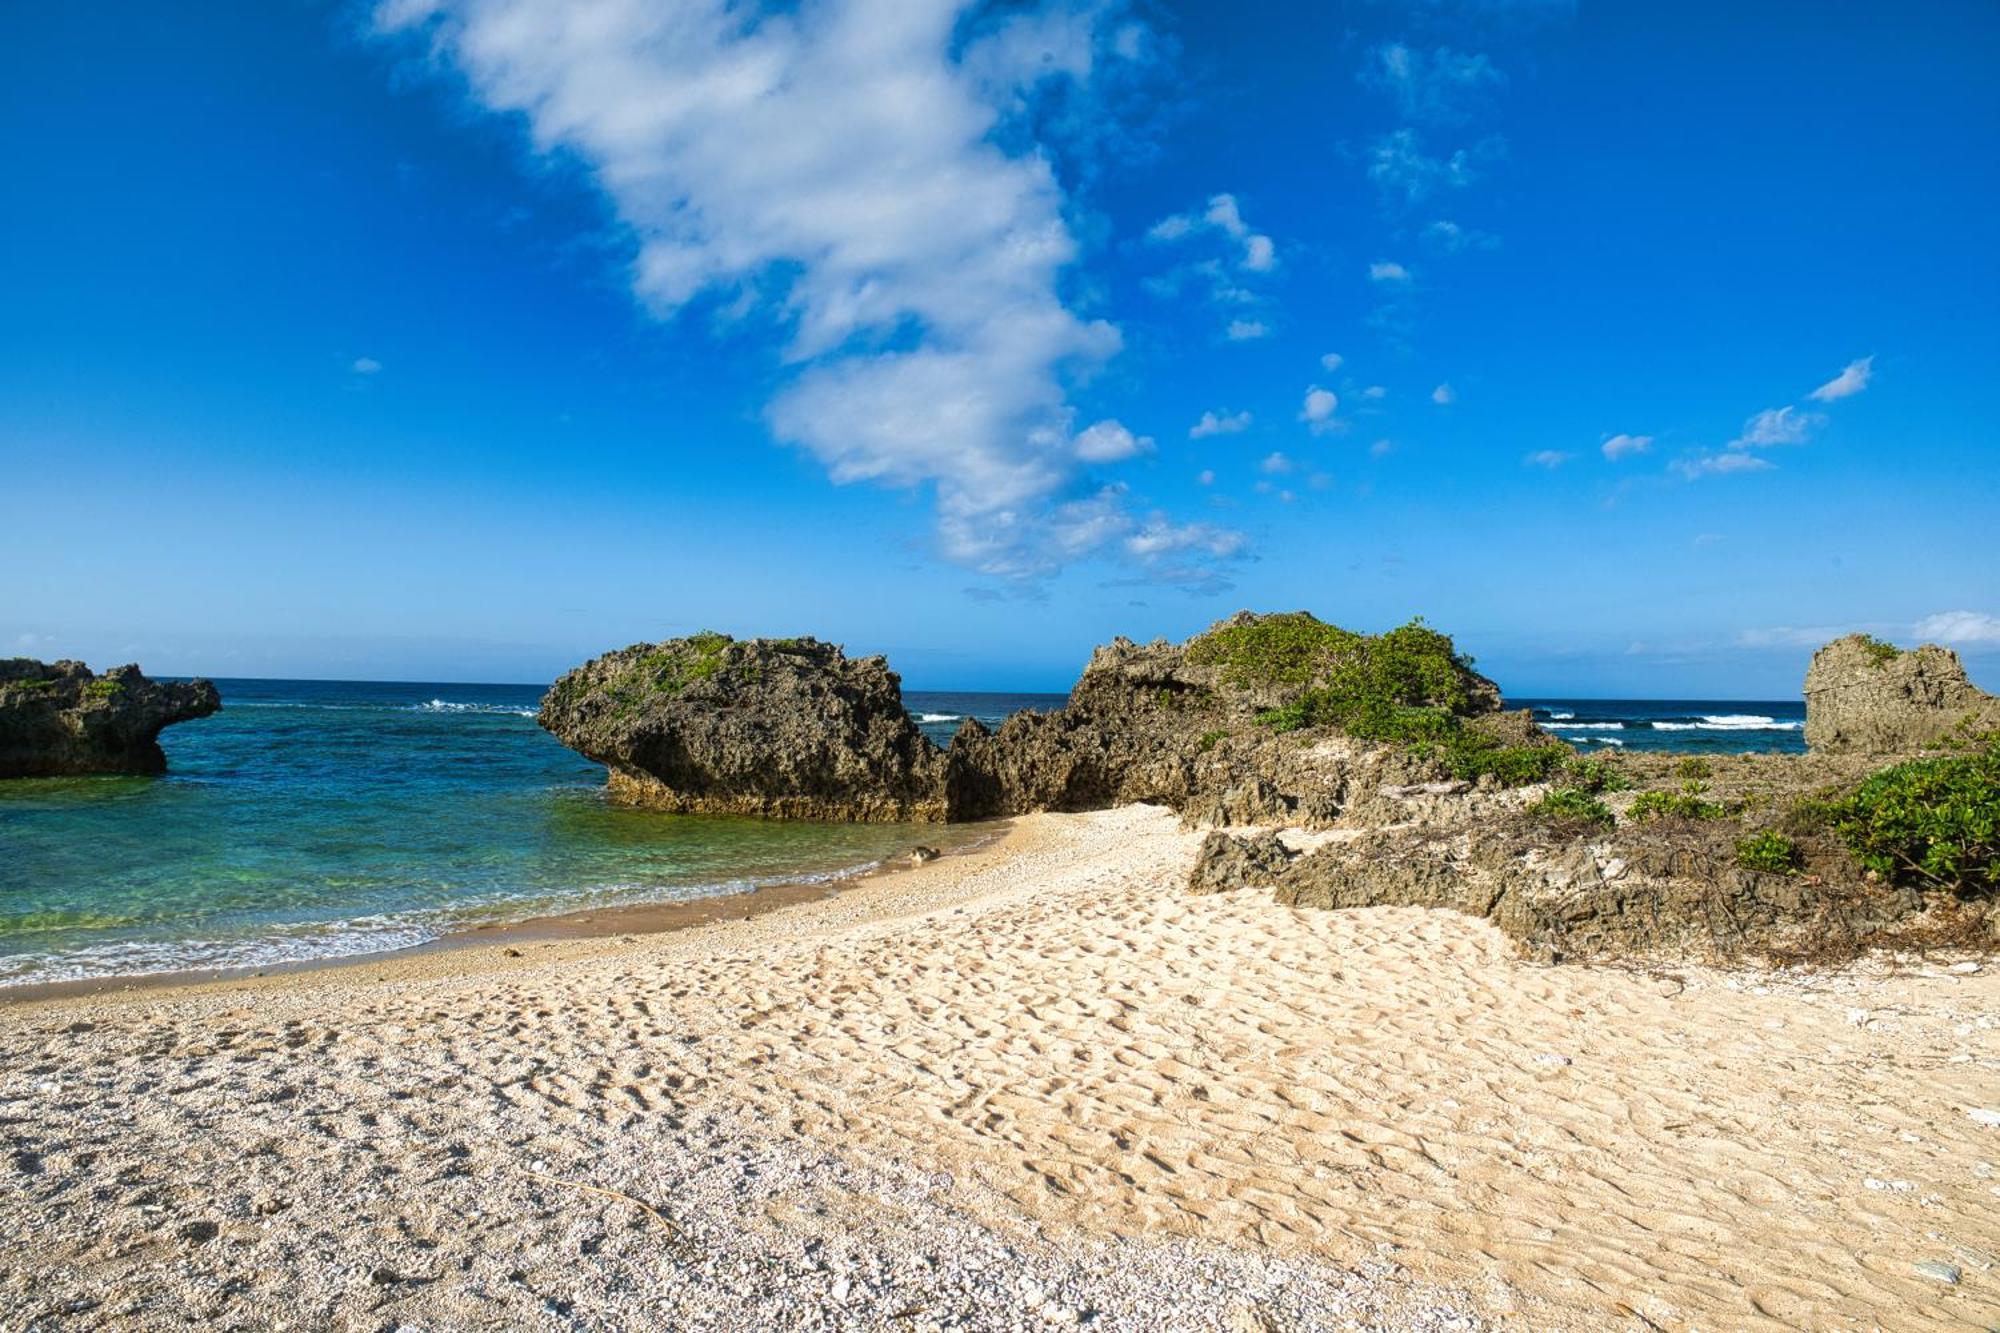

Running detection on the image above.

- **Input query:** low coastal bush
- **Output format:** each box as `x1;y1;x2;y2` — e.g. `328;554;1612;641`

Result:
84;678;122;699
1856;633;1902;666
1192;613;1478;710
1674;756;1712;781
1826;744;2000;895
1735;830;1802;875
1629;780;1726;822
1528;787;1614;830
1195;728;1227;753
1563;754;1630;793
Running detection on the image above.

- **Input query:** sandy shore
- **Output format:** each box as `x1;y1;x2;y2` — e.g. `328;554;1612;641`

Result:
3;805;1995;1330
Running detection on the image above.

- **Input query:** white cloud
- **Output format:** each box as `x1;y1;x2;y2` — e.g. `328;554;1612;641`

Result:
1359;385;1387;401
1523;449;1570;468
1673;450;1774;479
1370;438;1395;457
1736;624;1867;649
1189;409;1251;438
1194;468;1215;486
1319;352;1344;372
1225;318;1270;341
1260;451;1294;475
1367;128;1499;209
1123;513;1245;560
376;0;1206;584
1152;191;1276;274
1601;432;1652;460
1808;355;1874;402
351;357;383;374
1073;419;1151;462
1421;219;1498;253
1368;260;1411;284
1914;610;2000;645
1731;405;1823;449
1359;42;1506;126
1300;386;1339;432
1430;383;1455;405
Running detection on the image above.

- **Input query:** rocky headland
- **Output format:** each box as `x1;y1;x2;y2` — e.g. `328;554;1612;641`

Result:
545;615;1998;965
0;659;220;777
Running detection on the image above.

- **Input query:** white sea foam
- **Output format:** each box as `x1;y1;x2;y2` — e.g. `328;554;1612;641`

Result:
1652;715;1802;731
413;699;537;717
1550;722;1625;730
1570;735;1625;746
1547;711;1574;720
916;712;963;723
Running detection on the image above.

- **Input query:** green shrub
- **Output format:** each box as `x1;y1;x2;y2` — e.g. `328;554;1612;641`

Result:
84;678;123;699
1856;634;1901;666
1195;728;1227;753
1629;780;1726;821
1564;754;1629;793
1528;787;1614;829
1189;613;1477;710
1673;756;1712;781
1825;745;2000;895
4;677;57;693
1736;830;1802;875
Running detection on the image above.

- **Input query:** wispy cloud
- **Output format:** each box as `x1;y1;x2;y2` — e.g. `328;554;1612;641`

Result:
1808;355;1874;402
1225;318;1270;341
1260;451;1294;475
1731;405;1823;449
1320;352;1344;372
351;357;382;375
1189;409;1252;438
1368;260;1412;284
1914;610;2000;644
1420;218;1498;253
1523;449;1570;468
1365;129;1499;209
375;0;1228;584
1359;42;1505;126
1674;450;1774;479
1430;383;1455;405
1601;432;1652;460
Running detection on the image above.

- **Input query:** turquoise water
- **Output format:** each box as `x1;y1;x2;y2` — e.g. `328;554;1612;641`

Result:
0;680;1801;986
0;680;1048;987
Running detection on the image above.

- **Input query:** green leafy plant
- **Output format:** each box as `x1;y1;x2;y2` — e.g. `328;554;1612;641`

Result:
1735;830;1802;875
1629;780;1726;822
1856;634;1902;666
1528;787;1614;830
1673;756;1712;781
1195;729;1227;753
84;678;123;699
1563;754;1630;793
3;678;57;693
1825;744;1999;894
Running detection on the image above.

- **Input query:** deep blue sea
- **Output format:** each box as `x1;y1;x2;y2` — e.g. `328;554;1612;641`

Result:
0;680;1801;987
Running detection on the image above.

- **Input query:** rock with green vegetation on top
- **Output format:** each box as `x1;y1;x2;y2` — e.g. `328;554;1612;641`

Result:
538;633;946;820
1804;633;2000;754
0;659;220;777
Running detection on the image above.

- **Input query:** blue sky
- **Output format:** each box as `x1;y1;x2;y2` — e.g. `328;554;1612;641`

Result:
3;1;1995;695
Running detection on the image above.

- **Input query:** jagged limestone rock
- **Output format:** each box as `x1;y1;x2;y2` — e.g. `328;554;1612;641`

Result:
538;634;945;821
1804;634;2000;755
0;660;220;777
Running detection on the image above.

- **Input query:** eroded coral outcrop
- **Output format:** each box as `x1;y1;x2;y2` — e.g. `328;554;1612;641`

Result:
0;660;220;777
1805;634;2000;754
538;634;945;820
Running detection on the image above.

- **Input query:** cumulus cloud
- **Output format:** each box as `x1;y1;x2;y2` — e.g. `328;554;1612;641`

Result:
375;0;1219;583
1808;356;1874;402
1368;260;1412;284
1194;468;1215;486
1225;318;1270;341
1730;405;1824;450
1523;449;1569;468
1259;451;1294;475
1359;42;1505;126
1601;432;1652;460
1359;385;1387;401
1072;419;1151;462
1319;352;1344;372
1300;386;1339;432
1430;383;1454;405
1914;610;2000;645
1189;409;1251;438
1150;191;1277;274
351;357;383;374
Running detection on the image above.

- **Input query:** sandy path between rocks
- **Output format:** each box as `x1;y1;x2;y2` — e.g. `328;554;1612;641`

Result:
3;805;1995;1330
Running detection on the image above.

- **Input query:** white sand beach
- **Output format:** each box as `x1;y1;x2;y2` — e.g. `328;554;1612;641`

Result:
4;805;1995;1330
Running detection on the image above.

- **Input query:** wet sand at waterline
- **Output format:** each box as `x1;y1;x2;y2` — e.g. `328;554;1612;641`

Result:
3;805;1994;1329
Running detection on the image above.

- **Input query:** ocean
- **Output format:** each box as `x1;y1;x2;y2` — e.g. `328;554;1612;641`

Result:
0;680;1803;987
